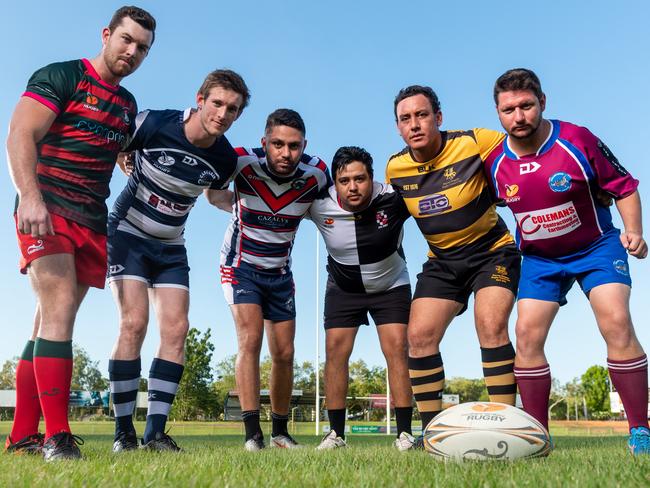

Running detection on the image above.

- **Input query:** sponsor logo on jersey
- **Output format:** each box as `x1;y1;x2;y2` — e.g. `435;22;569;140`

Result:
418;194;450;216
157;151;175;166
182;155;198;166
613;259;629;276
292;178;307;190
519;161;541;175
198;170;217;185
514;201;581;240
109;264;125;275
83;92;100;112
402;183;419;191
549;172;572;192
376;210;388;229
257;214;290;229
122;107;131;124
148;194;190;216
505;184;520;203
76;120;127;145
323;218;334;226
26;239;45;255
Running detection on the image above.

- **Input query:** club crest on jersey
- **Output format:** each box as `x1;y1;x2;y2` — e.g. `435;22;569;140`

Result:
157;151;175;167
292;178;307;190
376;210;388;229
504;184;520;203
613;259;629;276
198;170;217;185
519;161;541;175
418;194;450;216
549;172;572;192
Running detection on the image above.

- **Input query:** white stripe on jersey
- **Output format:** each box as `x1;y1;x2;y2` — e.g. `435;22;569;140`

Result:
135;184;193;218
139;155;207;197
123;208;186;242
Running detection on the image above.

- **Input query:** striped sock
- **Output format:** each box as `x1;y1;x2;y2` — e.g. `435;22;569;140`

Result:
33;338;73;438
608;355;649;430
10;341;42;441
408;353;444;430
242;410;262;440
514;364;551;430
271;411;289;437
481;343;516;405
143;358;183;443
109;358;141;436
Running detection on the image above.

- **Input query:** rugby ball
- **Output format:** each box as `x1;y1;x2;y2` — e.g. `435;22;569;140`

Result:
423;402;551;461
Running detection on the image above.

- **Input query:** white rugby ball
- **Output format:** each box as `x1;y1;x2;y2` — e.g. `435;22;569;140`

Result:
423;402;551;461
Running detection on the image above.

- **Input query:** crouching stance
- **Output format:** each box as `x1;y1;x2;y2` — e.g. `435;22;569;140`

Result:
108;70;249;451
309;147;415;450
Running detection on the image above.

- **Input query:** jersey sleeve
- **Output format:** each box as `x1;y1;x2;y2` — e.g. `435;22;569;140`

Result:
482;145;503;202
579;127;639;199
23;61;80;115
386;184;411;222
124;110;153;152
474;128;506;161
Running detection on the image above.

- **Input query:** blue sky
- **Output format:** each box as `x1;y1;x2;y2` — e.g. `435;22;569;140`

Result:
1;0;648;385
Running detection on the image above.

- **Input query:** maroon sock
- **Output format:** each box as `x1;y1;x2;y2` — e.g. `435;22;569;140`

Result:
33;339;73;438
514;364;551;431
608;355;649;430
10;341;42;441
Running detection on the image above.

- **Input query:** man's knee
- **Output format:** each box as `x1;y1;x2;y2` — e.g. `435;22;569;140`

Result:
161;319;190;350
119;314;148;345
272;344;294;365
407;327;439;353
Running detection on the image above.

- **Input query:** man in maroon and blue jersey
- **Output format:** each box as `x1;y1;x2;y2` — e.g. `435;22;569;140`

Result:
485;68;649;455
214;109;331;451
5;6;155;461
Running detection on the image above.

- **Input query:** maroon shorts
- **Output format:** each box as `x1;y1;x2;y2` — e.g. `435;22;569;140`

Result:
15;213;107;289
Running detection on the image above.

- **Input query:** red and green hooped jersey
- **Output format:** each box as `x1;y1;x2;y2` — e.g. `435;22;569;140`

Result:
20;58;137;234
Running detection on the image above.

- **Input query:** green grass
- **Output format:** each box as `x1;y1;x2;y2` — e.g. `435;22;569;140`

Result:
2;422;649;487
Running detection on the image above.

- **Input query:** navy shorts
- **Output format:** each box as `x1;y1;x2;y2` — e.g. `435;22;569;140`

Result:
324;278;411;329
221;262;295;321
519;229;632;305
107;229;190;290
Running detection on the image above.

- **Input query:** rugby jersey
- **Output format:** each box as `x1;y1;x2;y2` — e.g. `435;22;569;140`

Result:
386;129;514;259
221;148;331;271
110;109;237;244
309;182;410;294
20;58;137;234
485;120;639;257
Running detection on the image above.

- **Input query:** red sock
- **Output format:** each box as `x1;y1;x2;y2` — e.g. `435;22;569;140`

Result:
9;341;42;441
608;355;649;430
33;338;73;438
514;364;551;431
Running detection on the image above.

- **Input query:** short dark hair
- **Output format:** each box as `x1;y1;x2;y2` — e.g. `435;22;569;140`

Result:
493;68;544;104
394;85;441;120
108;6;157;44
265;109;306;136
331;146;374;179
198;69;251;113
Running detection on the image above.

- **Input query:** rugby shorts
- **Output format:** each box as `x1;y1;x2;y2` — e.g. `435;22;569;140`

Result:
413;244;521;314
107;227;189;290
15;212;107;289
323;277;411;329
519;228;632;305
221;262;295;321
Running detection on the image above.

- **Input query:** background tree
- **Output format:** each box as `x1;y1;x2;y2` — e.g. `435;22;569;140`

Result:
581;365;611;415
171;328;218;420
71;344;108;391
0;358;17;389
444;377;489;402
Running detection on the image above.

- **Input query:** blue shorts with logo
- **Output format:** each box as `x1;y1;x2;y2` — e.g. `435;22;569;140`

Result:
221;262;295;321
107;227;190;290
518;229;631;305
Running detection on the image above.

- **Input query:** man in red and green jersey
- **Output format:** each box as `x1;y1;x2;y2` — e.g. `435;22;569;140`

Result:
5;6;156;461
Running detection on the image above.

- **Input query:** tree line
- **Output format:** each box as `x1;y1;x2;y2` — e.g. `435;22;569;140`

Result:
0;328;615;421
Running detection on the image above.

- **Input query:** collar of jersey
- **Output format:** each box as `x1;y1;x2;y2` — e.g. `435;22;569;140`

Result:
504;119;560;160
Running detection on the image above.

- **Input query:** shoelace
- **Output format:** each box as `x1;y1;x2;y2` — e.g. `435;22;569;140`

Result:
157;432;180;449
49;432;85;448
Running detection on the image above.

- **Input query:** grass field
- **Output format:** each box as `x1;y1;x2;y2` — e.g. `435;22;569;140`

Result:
1;421;649;487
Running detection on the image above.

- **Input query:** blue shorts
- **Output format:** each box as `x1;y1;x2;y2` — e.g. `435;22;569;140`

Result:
518;229;631;305
107;229;190;290
221;262;295;321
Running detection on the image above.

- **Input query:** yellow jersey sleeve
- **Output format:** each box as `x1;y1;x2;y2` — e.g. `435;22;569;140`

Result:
474;128;505;161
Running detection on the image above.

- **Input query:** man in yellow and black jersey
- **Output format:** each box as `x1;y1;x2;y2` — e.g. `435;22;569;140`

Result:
385;85;520;438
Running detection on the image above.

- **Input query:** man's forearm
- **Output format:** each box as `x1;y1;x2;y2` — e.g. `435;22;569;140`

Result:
615;191;643;234
6;129;42;200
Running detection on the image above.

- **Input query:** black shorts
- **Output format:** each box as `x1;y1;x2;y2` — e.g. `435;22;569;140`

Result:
413;244;520;315
323;278;411;329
